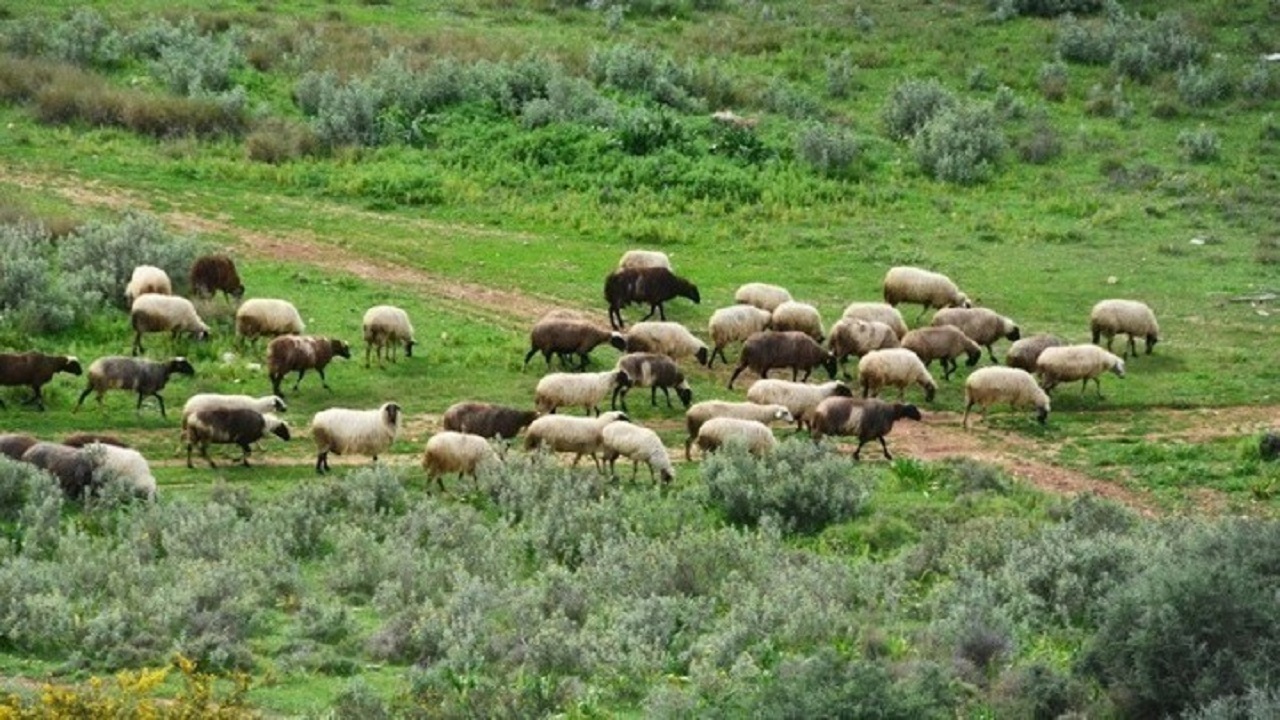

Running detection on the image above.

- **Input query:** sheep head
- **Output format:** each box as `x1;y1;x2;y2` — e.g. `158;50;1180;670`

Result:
695;347;710;367
676;385;694;408
404;339;417;358
896;403;923;422
1144;333;1159;354
382;402;403;425
168;358;196;376
63;357;83;376
332;339;353;359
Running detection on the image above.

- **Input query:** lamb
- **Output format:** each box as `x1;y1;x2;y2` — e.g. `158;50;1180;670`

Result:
0;352;83;410
74;356;196;418
857;348;938;402
683;401;794;460
695;417;778;457
617;249;672;270
524;315;625;370
1090;299;1160;357
841;302;909;339
734;282;793;312
727;331;838;389
931;307;1021;363
828;318;900;376
20;442;96;499
882;266;972;319
266;335;351;397
62;433;130;448
707;305;772;368
0;433;38;460
745;379;853;430
189;254;244;301
123;265;172;304
86;443;157;501
363;305;417;368
611;353;693;413
311;401;402;474
183;408;291;468
523;410;630;471
182;393;288;421
442;402;539;440
900;326;983;380
619;321;711;367
1005;334;1067;373
1035;344;1126;398
770;300;825;342
810;397;923;460
601;422;675;484
963;366;1051;429
604;267;701;329
422;431;500;491
534;370;632;415
235;298;305;349
129;294;210;356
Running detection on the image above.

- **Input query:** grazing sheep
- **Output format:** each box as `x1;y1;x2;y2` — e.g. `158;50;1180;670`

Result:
62;433;130;448
1005;333;1067;373
0;352;83;410
236;298;305;349
707;305;773;368
695;417;778;458
266;335;351;397
612;353;692;413
129;295;210;356
21;442;96;499
442;402;539;441
1090;299;1160;357
683;401;794;460
617;249;672;271
363;305;417;368
1036;345;1126;398
183;408;291;468
727;331;838;389
857;348;938;402
604;267;701;329
810;397;923;460
0;433;38;460
601;422;675;484
311;402;402;474
535;370;632;415
735;282;793;312
124;265;172;304
86;443;157;501
746;379;853;430
423;431;499;491
841;302;909;339
828;319;901;376
901;326;983;380
182;393;287;422
931;307;1021;363
771;300;825;342
189;254;244;301
524;315;625;370
524;410;630;471
620;321;711;367
75;356;195;418
963;366;1051;428
882;266;972;319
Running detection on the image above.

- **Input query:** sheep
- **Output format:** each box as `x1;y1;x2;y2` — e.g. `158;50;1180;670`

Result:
311;402;402;474
74;356;196;418
619;321;710;367
963;366;1051;429
745;379;853;430
827;318;900;376
86;443;157;501
363;305;417;368
770;300;825;342
617;249;672;271
683;401;795;460
735;282;793;312
841;302;909;339
857;348;938;402
1035;344;1126;398
611;353;692;413
123;265;172;304
524;315;625;370
422;431;500;491
900;326;983;381
0;352;83;410
881;266;972;319
62;433;130;448
604;267;701;329
1005;334;1067;373
129;294;210;356
0;433;38;460
810;397;923;460
235;298;305;349
727;331;838;389
266;335;351;397
695;417;778;458
183;408;291;468
442;402;539;441
1090;299;1160;358
523;410;630;471
601;422;675;484
931;307;1021;363
21;442;96;499
189;254;244;302
182;393;288;422
534;370;632;416
707;305;772;368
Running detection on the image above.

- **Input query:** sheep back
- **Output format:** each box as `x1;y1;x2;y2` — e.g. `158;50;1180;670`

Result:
1035;345;1126;389
829;319;901;364
708;305;773;367
423;431;499;488
734;282;793;312
312;402;401;471
21;442;96;499
124;265;172;304
695;417;777;457
770;301;825;342
442;402;539;440
0;433;38;460
601;422;674;483
683;401;794;460
617;250;672;270
728;331;836;389
236;298;305;341
623;321;710;366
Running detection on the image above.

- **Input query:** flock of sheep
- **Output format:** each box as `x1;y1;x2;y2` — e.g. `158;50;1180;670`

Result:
0;247;1161;498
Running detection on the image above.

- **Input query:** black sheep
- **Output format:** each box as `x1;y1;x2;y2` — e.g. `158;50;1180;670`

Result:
189;254;245;301
604;267;700;330
727;331;838;389
441;402;539;440
611;353;693;412
810;396;922;460
0;352;83;411
20;442;97;499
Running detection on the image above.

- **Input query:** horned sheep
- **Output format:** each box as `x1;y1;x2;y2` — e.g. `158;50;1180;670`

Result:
1035;345;1126;398
0;352;83;410
900;326;982;381
124;265;172;304
620;321;711;366
707;305;772;368
745;379;853;430
882;266;971;318
931;307;1020;363
524;314;624;370
857;348;938;402
841;302;909;339
129;295;210;356
183;408;291;468
617;250;672;271
442;402;539;440
1090;299;1159;358
363;305;417;368
535;370;631;416
612;353;692;412
604;267;701;329
828;318;900;376
727;331;838;389
601;422;675;484
810;397;923;460
1005;334;1066;373
695;417;778;457
311;402;402;474
683;401;795;460
189;254;244;301
770;301;825;342
423;431;500;491
734;282;793;312
524;410;630;471
963;366;1051;428
75;356;195;418
236;298;305;348
266;335;351;397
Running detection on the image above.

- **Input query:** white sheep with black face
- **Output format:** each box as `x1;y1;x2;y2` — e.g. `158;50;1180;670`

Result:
600;422;675;484
363;305;417;368
963;366;1051;429
311;402;402;474
524;410;631;472
129;295;210;356
423;431;501;491
1089;299;1159;357
535;370;632;416
1035;345;1126;398
857;349;938;403
881;266;971;319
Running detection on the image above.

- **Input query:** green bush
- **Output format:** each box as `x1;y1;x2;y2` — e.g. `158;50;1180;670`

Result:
1178;126;1221;163
613;106;686;155
1177;63;1234;108
763;77;824;120
795;123;864;178
1038;59;1069;102
1017;115;1063;164
882;77;957;141
1241;61;1279;105
47;8;124;68
1057;7;1202;80
59;211;205;310
825;51;860;99
1183;687;1280;720
146;20;245;96
245;117;319;163
989;0;1102;18
912;102;1006;184
588;43;697;110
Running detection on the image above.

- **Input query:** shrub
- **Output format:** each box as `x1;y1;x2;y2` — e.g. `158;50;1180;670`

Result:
990;0;1103;17
991;663;1087;719
795;123;864;178
1056;14;1117;66
1178;125;1221;163
763;77;824;120
882;77;957;141
1017;115;1063;164
992;85;1027;120
912;102;1006;184
1038;59;1069;102
1183;687;1280;720
613;106;685;155
46;8;124;69
245;117;319;163
147;21;245;96
1177;63;1234;108
519;74;618;129
0;222;80;334
825;51;860;99
588;43;696;110
1241;62;1279;105
1083;81;1128;117
59;211;205;310
967;65;997;92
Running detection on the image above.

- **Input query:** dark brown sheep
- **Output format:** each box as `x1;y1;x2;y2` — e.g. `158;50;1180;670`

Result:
0;352;83;411
20;442;97;499
189;254;245;301
810;396;922;460
0;433;38;460
441;402;539;440
727;331;838;389
62;433;131;449
604;267;701;330
183;407;291;468
1005;333;1066;373
75;356;196;418
524;318;625;370
611;352;693;412
266;335;351;397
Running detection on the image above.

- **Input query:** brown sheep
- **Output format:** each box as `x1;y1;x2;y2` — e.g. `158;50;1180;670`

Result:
266;335;351;397
900;326;983;381
75;356;196;418
183;407;291;468
727;331;838;389
442;402;539;441
0;433;38;460
931;307;1020;364
810;397;923;460
0;352;83;411
604;267;701;330
189;254;245;301
1005;334;1066;373
524;316;625;370
62;433;131;449
20;442;97;499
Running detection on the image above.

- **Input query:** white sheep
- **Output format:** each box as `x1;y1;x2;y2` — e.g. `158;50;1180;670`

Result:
311;402;402;474
422;431;500;491
841;302;909;339
1090;299;1160;357
182;393;287;421
86;442;157;501
617;249;672;270
235;298;305;348
129;295;210;356
881;266;971;319
1035;345;1126;398
600;422;675;484
828;318;901;375
524;410;630;471
770;300;825;342
620;321;710;366
931;307;1020;363
695;417;778;457
857;348;938;402
362;305;416;368
745;379;853;430
963;367;1051;428
707;305;772;368
683;401;795;460
734;282;793;312
124;265;172;304
535;370;631;416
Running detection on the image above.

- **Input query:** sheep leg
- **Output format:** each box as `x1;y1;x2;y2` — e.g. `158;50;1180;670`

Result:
521;347;539;368
640;304;659;322
199;441;218;469
710;345;726;368
609;306;624;330
1093;377;1104;398
727;365;747;390
317;368;333;391
986;344;998;364
878;437;892;460
365;343;373;368
292;369;307;391
1126;335;1137;359
270;374;285;398
940;358;954;381
315;451;329;474
238;442;253;466
853;439;866;460
154;393;168;419
612;386;630;413
962;401;974;429
132;331;144;356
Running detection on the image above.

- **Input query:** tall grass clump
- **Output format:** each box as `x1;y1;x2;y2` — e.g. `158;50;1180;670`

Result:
912;102;1006;184
1037;58;1069;102
1178;126;1221;163
882;77;957;141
